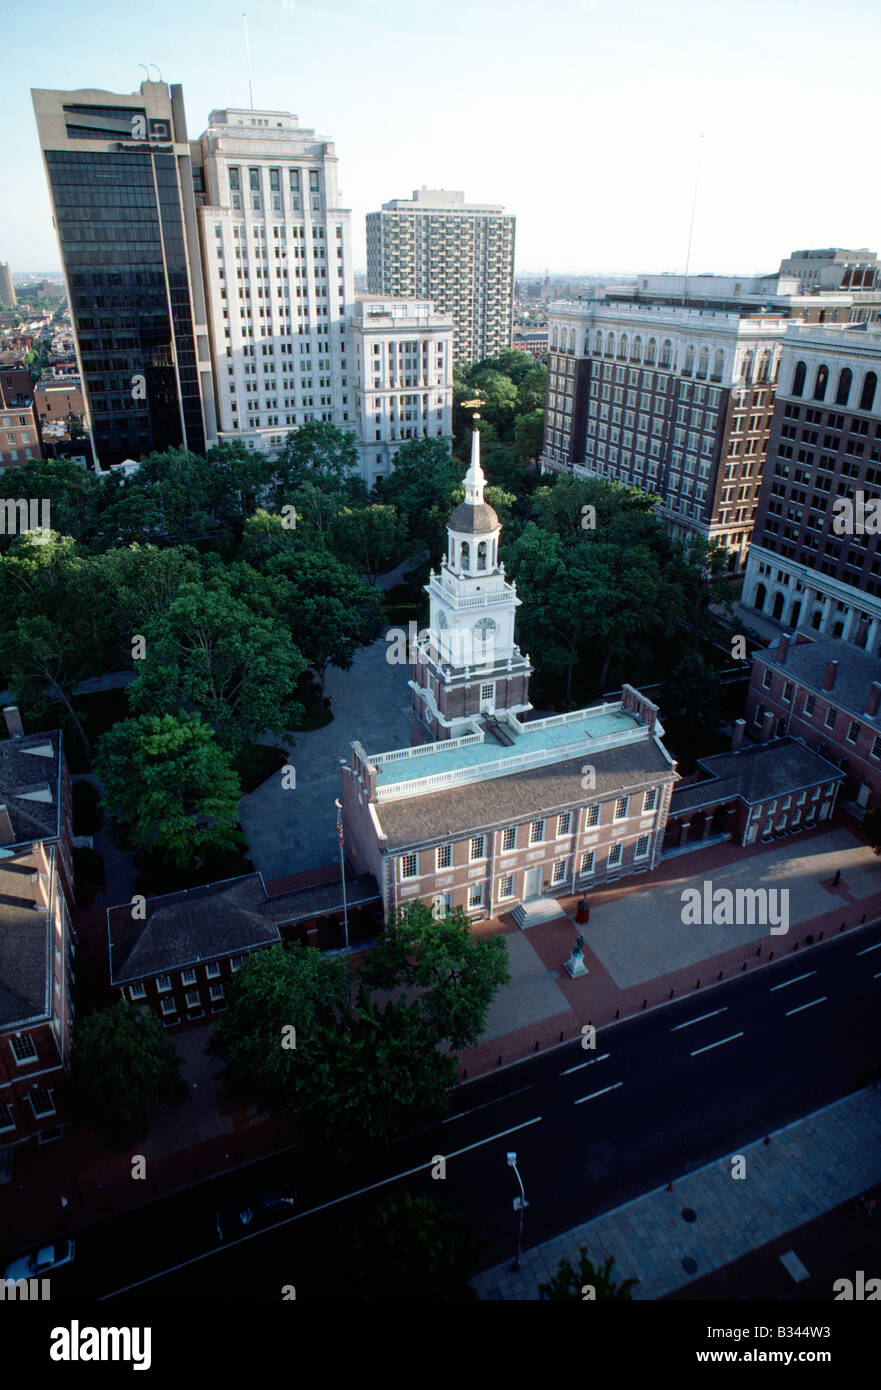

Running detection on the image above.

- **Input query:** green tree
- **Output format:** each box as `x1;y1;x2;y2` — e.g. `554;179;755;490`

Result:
512;409;546;467
70;1000;188;1149
207;944;350;1115
539;1250;638;1301
337;1194;484;1301
0;532;115;756
375;437;461;553
332;503;407;582
93;711;243;864
361;903;510;1051
127;574;307;748
265;421;366;528
267;549;385;700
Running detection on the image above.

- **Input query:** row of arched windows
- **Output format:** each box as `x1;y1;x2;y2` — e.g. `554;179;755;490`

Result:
448;537;496;572
790;359;877;412
549;324;784;386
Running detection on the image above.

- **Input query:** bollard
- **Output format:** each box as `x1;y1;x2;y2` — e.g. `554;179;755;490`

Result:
615;1007;620;1018
755;946;761;957
559;1031;564;1042
718;970;723;981
695;979;700;989
534;1040;539;1052
793;940;799;950
642;998;647;1009
818;931;823;941
861;913;866;924
741;961;746;971
840;922;845;932
497;1055;502;1066
669;988;674;999
769;951;773;961
462;1069;467;1079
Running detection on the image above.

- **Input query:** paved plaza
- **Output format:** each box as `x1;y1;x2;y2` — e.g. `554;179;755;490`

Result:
239;637;412;880
473;1086;881;1300
479;929;574;1042
581;827;879;989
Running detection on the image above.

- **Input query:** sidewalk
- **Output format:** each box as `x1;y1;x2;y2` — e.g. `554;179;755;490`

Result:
472;1086;881;1300
458;815;880;1078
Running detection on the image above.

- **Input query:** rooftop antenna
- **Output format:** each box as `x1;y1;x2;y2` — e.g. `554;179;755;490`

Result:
682;132;704;306
243;13;255;111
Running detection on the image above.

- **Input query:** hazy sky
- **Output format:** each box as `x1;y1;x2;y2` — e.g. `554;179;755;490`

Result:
3;0;880;278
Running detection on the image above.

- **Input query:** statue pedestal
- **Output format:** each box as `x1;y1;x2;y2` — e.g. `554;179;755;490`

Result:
564;950;589;979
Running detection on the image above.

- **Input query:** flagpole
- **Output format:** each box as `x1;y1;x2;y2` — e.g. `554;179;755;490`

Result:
335;799;351;1003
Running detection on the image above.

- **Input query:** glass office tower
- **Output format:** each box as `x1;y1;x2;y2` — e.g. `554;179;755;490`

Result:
32;82;216;468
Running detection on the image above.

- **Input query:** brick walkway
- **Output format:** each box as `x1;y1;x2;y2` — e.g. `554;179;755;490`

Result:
472;1086;881;1300
459;814;879;1079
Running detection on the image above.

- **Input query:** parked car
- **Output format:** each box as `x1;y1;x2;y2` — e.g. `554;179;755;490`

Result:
4;1239;75;1281
215;1185;298;1241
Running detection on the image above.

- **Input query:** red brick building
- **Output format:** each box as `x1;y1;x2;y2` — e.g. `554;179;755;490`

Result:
745;631;881;810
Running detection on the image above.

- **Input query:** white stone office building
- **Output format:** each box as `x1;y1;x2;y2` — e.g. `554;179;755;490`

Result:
349;296;453;486
194;108;356;456
366;188;515;365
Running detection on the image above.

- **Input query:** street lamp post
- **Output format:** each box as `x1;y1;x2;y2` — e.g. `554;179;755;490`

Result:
507;1151;527;1272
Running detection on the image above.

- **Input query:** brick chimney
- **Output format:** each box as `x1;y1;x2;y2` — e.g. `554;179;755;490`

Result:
866;682;881;718
777;632;792;665
732;718;746;751
0;804;14;845
3;705;24;738
822;660;839;692
760;711;776;742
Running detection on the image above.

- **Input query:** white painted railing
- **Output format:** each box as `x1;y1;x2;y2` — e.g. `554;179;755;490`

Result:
375;725;648;801
370;731;484;766
426;580;516;609
507;702;623;734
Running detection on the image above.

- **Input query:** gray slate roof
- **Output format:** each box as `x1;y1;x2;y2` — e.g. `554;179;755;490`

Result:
671;737;844;813
761;635;881;731
0;731;62;845
375;739;675;850
0;863;50;1030
108;874;280;985
108;871;381;984
448;500;499;535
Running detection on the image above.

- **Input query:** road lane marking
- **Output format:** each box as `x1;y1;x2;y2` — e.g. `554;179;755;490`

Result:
561;1052;610;1076
770;971;817;992
670;1008;728;1031
439;1085;534;1125
574;1082;623;1105
689;1032;744;1057
98;1115;544;1299
785;996;827;1017
856;942;881;956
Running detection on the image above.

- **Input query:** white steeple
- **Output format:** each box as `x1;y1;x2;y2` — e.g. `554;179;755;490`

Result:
463;415;486;507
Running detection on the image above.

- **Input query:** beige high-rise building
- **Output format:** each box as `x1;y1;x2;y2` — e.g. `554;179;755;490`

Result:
366;188;515;365
0;261;16;308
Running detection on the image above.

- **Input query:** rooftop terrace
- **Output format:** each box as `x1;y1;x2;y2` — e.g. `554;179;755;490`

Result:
369;704;647;802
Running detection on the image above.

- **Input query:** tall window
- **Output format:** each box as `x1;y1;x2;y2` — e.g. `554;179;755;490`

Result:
683;345;694;377
813;364;828;401
552;859;568;885
585;804;600;827
661;340;672;367
477;541;487;571
646;338;657;365
580;850;595;875
401;852;418;879
634;835;650;859
436;844;452;870
498;876;515;899
467;883;483;909
502;826;517;851
557;812;572;836
836;367;852;406
792;360;806;396
860;371;877;412
10;1034;37;1063
608;843;623;868
529;819;545;844
470;835;486;861
614;796;630;820
643;788;658;813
